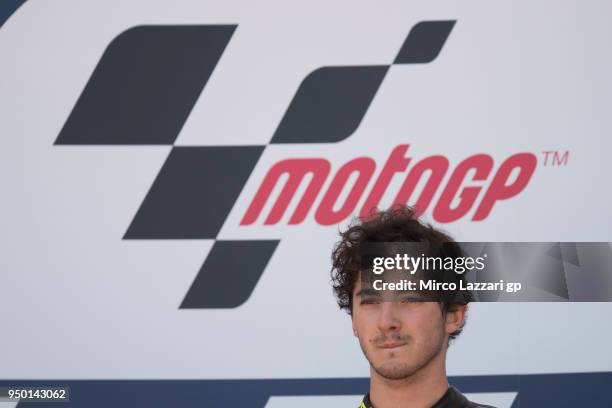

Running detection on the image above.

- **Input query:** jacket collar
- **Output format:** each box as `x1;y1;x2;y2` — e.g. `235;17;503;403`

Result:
359;385;472;408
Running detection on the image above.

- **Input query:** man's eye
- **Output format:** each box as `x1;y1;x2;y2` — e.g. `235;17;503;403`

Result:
361;299;380;305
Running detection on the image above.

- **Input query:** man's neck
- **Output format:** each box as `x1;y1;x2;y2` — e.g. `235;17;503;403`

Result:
368;352;449;408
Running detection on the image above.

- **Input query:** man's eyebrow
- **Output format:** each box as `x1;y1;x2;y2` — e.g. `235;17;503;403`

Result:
356;288;381;297
399;293;427;302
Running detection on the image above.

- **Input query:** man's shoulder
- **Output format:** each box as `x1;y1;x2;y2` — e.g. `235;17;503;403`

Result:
466;402;496;408
436;386;498;408
451;386;496;408
465;401;496;408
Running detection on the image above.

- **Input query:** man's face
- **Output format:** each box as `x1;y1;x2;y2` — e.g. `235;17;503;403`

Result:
351;274;455;381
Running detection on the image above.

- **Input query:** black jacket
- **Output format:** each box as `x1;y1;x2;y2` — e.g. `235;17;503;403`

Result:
358;386;496;408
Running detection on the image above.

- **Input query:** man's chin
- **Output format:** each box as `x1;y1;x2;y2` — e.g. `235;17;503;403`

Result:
372;361;418;381
374;345;411;362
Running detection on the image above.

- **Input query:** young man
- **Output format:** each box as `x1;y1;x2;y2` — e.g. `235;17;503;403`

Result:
331;205;495;408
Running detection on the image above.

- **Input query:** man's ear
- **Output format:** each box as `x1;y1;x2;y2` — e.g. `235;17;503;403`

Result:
444;304;468;334
351;314;358;338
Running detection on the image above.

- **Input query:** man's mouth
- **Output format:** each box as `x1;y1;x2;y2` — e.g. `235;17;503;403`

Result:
377;342;407;349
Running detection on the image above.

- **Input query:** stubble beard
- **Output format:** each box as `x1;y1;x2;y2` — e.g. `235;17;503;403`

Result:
361;329;446;381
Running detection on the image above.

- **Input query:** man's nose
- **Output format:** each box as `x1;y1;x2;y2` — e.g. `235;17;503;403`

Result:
378;301;401;332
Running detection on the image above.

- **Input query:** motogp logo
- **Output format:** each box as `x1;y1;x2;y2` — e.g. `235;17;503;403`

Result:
54;20;537;309
242;144;536;226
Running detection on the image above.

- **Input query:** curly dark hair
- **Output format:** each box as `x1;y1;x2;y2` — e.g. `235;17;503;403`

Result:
330;204;470;341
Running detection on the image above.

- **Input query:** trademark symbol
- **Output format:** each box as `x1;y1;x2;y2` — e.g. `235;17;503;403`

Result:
541;150;569;167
